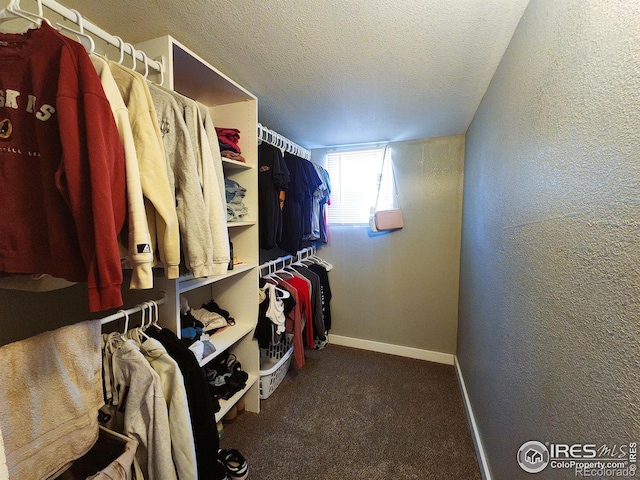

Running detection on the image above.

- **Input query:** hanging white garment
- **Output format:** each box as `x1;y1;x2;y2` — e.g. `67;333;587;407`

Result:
264;283;287;335
101;333;178;480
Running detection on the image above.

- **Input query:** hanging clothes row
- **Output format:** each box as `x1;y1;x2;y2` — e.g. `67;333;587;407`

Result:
258;133;331;253
0;294;229;480
101;301;228;480
3;0;165;74
257;247;334;369
0;18;231;312
258;123;310;160
94;42;231;292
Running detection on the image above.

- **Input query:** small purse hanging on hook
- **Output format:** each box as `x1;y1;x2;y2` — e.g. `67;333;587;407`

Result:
369;145;404;232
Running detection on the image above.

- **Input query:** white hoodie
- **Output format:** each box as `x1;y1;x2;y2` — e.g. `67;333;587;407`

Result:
102;333;178;480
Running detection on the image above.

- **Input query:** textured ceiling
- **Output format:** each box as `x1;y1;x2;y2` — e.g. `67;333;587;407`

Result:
56;0;528;148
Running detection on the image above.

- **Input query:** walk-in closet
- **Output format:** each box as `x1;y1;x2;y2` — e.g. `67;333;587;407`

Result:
1;1;639;479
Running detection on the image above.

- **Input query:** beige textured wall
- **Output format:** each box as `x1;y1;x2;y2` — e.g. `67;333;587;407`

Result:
457;0;640;478
0;281;168;346
313;135;465;354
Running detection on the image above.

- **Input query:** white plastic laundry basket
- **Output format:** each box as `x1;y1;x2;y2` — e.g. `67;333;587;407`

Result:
259;336;293;399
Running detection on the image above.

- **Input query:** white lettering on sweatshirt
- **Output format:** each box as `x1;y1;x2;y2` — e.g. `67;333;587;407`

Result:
0;89;55;121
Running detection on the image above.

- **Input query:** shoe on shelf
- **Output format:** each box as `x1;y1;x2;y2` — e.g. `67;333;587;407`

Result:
218;448;248;480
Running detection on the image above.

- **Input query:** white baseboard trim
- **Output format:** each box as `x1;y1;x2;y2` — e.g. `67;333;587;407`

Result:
454;356;492;480
327;334;455;365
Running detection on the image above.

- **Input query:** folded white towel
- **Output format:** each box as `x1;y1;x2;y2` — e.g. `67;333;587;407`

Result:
0;320;103;480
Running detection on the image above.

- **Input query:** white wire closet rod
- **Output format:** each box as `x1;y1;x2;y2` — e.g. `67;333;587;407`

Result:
295;246;316;262
98;293;166;325
258;246;317;274
259;255;293;275
258;123;311;161
28;0;164;74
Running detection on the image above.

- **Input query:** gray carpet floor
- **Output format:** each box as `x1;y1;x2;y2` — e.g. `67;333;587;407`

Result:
220;344;482;480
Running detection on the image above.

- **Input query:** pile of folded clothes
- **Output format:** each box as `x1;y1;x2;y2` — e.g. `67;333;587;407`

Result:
225;178;249;222
180;296;237;363
216;127;245;163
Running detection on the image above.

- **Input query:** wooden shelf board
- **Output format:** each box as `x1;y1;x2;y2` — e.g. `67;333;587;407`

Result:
215;374;258;422
198;322;254;367
178;263;256;293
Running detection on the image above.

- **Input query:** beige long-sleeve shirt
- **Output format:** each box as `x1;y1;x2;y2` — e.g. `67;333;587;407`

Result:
108;61;180;279
91;55;153;289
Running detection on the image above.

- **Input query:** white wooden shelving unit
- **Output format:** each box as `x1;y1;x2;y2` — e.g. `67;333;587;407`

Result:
135;35;260;421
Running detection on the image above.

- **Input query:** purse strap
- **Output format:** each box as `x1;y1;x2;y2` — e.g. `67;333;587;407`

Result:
374;145;401;211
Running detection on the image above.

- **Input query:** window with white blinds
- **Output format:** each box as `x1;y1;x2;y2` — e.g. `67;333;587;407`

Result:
325;147;395;225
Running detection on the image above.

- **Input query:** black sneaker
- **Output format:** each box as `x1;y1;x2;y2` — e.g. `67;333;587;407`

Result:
218;449;248;480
